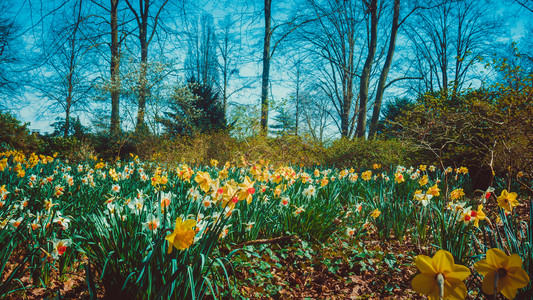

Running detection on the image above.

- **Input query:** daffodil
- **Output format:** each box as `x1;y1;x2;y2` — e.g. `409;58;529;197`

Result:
51;238;72;260
302;185;316;198
361;170;372;181
166;217;196;254
472;204;486;227
450;189;465;200
414;191;433;207
474;248;530;299
412;250;470;300
427;184;441;197
497;190;518;212
395;172;405;183
371;209;381;218
195;171;212;193
238;176;256;204
218;168;228;180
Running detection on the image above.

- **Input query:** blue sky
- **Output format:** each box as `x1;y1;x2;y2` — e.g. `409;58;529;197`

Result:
4;0;533;136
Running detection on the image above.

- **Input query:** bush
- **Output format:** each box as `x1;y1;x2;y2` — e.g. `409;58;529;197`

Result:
323;138;412;170
37;136;82;158
87;132;139;161
0;110;41;153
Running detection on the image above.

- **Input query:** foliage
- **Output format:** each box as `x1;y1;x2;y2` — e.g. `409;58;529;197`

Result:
1;150;532;298
270;102;297;136
376;98;415;138
389;51;533;183
159;78;227;136
37;136;82;159
50;117;88;139
0;110;41;153
323;138;412;169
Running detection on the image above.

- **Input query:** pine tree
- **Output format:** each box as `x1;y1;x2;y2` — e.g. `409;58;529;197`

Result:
159;78;226;136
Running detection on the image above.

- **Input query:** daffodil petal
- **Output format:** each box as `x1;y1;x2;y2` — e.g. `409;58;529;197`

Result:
507;254;524;268
181;219;197;230
507;266;530;288
433;250;454;273
415;255;436;274
174;217;183;230
487;248;509;269
449;264;471;281
499;278;519;300
481;270;496;295
444;277;467;300
412;273;436;294
474;259;493;276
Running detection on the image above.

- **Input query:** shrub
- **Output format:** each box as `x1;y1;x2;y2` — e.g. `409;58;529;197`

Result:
0;110;41;153
37;136;82;159
323;138;412;169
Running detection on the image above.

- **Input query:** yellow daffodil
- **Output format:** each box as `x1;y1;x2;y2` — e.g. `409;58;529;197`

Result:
371;209;381;218
362;170;372;181
472;204;486;227
412;250;470;300
474;248;530;299
450;188;465;200
457;167;468;174
166;217;196;254
194;171;212;193
418;175;429;186
218;168;228;180
427;184;441;197
238;176;256;204
210;159;219;167
394;172;405;183
497;190;518;212
249;165;261;177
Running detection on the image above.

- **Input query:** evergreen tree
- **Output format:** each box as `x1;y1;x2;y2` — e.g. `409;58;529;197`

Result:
159;78;226;136
377;98;414;138
270;105;296;136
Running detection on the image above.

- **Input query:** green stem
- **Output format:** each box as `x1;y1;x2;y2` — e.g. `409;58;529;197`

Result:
437;273;445;300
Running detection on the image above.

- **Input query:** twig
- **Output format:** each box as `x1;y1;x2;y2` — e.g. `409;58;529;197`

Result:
233;235;301;249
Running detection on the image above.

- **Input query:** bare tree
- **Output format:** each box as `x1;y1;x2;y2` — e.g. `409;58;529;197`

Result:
298;0;366;138
367;0;399;139
405;0;501;96
0;1;24;106
259;0;321;134
184;13;219;87
355;0;379;138
90;0;128;134
260;0;273;134
215;14;253;117
124;0;170;132
300;83;334;143
35;0;96;137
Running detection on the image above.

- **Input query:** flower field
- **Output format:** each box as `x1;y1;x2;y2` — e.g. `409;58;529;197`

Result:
0;150;531;299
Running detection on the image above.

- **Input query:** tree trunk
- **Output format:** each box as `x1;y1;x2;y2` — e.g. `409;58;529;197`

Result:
110;0;121;134
356;0;378;139
135;0;149;133
368;0;399;139
295;62;299;136
260;0;272;134
65;2;81;139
